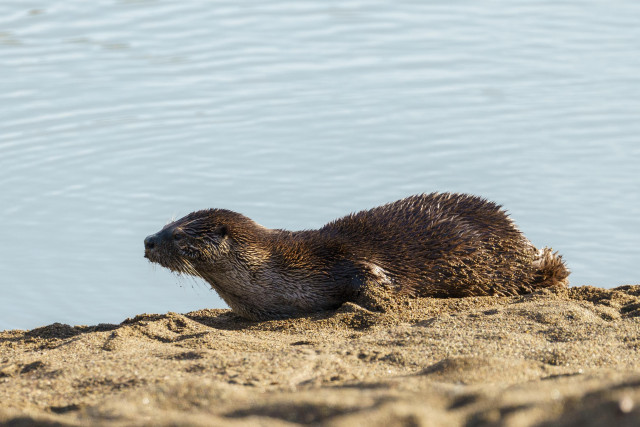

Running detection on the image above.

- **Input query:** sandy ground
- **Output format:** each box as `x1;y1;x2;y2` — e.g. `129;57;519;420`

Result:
2;285;640;426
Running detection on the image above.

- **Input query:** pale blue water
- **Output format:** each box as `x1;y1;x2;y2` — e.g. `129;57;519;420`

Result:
1;1;639;331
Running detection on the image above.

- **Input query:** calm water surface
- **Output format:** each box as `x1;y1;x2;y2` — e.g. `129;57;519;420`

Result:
1;1;639;330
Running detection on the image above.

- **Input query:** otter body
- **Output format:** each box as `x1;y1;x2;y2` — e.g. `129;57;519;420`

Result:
144;193;569;320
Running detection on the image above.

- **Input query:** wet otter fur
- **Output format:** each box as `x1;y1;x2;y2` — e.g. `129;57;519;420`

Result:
144;193;569;320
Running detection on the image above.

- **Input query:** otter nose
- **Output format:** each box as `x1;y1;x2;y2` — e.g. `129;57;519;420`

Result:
144;234;157;251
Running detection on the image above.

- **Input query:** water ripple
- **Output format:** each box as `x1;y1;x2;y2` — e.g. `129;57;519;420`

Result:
1;0;639;330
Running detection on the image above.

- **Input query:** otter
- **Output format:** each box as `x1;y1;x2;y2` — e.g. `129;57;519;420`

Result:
144;193;569;320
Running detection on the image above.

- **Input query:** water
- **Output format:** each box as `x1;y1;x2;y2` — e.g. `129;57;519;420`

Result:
1;1;639;331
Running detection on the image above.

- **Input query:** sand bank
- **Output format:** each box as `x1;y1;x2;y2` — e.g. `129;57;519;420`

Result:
1;285;640;426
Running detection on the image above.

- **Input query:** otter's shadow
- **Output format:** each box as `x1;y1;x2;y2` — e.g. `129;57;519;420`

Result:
183;308;347;332
1;303;373;345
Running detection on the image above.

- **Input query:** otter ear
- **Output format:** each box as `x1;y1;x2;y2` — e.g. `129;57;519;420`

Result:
215;225;228;238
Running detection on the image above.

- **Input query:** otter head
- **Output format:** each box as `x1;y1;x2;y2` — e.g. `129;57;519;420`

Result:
144;209;245;278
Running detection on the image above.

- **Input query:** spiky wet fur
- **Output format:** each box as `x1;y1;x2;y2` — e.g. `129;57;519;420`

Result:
144;193;570;320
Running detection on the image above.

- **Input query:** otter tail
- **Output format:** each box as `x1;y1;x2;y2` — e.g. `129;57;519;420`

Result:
532;247;570;289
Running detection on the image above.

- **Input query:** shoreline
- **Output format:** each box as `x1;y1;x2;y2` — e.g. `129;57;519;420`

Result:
1;285;639;426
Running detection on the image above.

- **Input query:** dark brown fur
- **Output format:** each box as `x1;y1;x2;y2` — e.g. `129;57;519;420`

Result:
144;193;569;320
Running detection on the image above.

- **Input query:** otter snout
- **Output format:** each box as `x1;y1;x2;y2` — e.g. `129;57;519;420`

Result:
144;229;170;258
144;226;185;259
144;233;159;259
144;234;157;250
